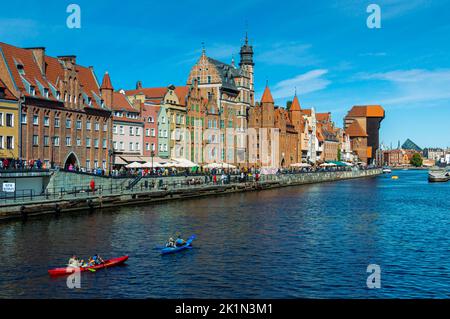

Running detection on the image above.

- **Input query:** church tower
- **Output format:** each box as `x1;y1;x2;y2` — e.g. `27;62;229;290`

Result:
239;32;255;105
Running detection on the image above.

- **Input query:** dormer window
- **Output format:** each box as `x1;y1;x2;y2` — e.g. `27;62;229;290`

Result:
88;97;92;106
43;88;49;98
17;64;25;75
56;91;61;100
101;100;105;108
30;86;36;96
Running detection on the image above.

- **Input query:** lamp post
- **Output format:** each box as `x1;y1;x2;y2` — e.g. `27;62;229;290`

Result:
151;150;155;174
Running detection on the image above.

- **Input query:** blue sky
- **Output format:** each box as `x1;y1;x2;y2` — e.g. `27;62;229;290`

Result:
1;0;449;148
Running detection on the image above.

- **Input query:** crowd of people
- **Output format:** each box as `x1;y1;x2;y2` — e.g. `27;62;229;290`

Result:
0;158;46;170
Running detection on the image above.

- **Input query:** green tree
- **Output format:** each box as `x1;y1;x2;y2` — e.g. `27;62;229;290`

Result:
286;100;292;110
410;153;423;167
337;149;342;161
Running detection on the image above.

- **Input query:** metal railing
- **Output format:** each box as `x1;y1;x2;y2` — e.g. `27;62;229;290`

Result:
0;168;381;205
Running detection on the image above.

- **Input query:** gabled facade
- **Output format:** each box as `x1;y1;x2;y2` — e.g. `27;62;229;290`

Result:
186;35;254;166
0;43;113;170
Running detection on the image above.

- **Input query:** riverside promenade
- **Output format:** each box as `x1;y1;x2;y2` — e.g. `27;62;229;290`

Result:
0;168;381;221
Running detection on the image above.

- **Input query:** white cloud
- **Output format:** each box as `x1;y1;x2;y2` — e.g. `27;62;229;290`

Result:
262;69;331;101
359;69;450;105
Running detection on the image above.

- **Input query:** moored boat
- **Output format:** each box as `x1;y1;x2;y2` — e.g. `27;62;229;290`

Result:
428;168;450;183
48;255;129;277
382;167;392;174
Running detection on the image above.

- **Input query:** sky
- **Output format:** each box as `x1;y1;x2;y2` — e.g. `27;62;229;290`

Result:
1;0;449;148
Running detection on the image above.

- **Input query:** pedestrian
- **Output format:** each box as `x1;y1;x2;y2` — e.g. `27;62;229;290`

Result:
90;179;96;194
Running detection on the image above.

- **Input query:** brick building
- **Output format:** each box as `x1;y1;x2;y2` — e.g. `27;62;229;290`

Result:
186;35;254;165
0;43;113;170
344;105;385;164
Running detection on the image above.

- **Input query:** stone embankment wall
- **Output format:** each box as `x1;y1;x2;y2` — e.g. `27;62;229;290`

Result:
0;169;381;221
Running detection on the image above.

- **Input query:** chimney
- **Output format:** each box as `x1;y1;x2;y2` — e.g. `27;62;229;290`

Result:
136;80;142;90
57;55;77;68
26;47;46;74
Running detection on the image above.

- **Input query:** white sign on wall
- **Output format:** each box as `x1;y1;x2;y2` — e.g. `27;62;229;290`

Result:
2;182;15;193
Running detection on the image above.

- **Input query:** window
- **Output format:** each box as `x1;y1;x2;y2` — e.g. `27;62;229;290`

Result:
146;143;150;151
113;141;117;150
151;143;155;151
161;116;166;124
0;136;3;149
54;136;60;146
43;116;49;127
129;127;134;136
66;137;71;146
94;139;99;148
102;139;107;149
136;142;140;151
86;138;91;148
44;136;49;146
21;113;27;124
102;161;106;169
164;144;168;151
135;127;140;136
0;113;3;126
151;128;155;137
66;119;71;129
76;120;82;130
86;160;91;170
119;126;124;135
77;138;81;146
207;76;211;84
113;125;118;134
146;129;150;137
103;124;107;132
5;113;13;127
86;121;91;130
6;136;13;149
94;160;98;169
30;86;36;96
43;88;49;98
95;122;100;131
33;135;39;146
120;141;124;151
129;142;134;151
54;117;60;128
148;116;154;123
33;115;39;125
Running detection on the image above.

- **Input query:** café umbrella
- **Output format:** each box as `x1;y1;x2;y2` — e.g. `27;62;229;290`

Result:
126;162;143;169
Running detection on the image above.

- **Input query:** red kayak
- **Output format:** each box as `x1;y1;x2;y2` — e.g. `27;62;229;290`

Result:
48;256;129;277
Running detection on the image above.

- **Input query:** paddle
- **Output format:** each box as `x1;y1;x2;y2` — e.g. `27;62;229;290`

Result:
88;268;96;272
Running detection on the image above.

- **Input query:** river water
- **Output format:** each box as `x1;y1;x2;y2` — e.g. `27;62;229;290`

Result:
0;170;449;298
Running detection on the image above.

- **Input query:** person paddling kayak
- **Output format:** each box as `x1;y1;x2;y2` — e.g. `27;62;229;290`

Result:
175;235;187;247
92;254;105;265
67;255;82;268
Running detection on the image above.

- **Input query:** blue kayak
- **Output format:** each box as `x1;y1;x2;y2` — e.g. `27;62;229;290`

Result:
161;235;196;255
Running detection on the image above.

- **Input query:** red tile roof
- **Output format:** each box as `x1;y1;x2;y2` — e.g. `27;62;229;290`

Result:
100;72;113;90
347;105;384;118
316;112;331;122
174;86;189;106
290;95;301;111
261;86;274;103
0;79;17;100
112;92;137;112
125;87;167;99
0;42;56;100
